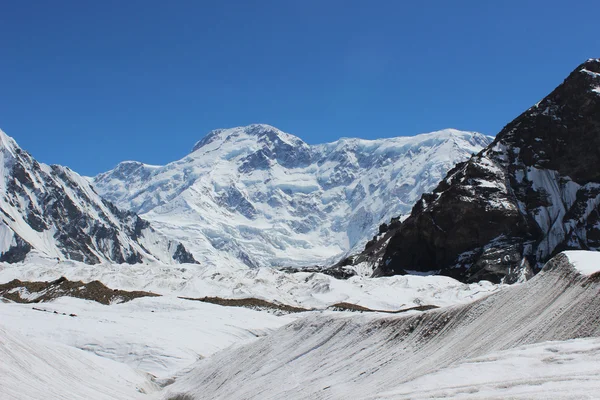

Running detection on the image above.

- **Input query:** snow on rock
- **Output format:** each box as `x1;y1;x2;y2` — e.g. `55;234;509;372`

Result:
163;251;600;399
0;128;195;265
365;59;600;283
93;124;491;269
563;250;600;276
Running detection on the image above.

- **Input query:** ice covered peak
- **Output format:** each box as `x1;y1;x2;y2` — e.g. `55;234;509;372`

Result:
0;128;20;156
191;128;228;152
96;160;151;178
191;124;307;153
94;126;490;269
317;129;489;157
112;160;159;170
243;123;284;136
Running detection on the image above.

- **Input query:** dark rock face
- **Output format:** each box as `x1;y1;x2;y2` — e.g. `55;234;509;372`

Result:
0;277;160;305
366;59;600;283
173;243;197;264
217;186;257;220
0;233;32;263
0;131;196;265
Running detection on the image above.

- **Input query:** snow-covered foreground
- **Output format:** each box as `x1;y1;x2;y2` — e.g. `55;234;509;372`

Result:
0;255;499;311
2;251;600;399
375;337;600;399
0;296;291;378
164;252;600;399
0;256;500;399
0;324;157;400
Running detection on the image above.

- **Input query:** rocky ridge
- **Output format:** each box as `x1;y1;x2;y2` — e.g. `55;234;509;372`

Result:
0;130;196;264
355;59;600;283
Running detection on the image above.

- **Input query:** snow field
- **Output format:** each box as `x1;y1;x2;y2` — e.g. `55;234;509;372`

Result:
163;252;600;399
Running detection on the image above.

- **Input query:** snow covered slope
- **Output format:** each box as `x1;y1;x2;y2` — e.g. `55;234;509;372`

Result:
163;251;600;399
376;337;600;399
0;296;290;379
0;129;195;264
0;324;157;400
94;125;490;268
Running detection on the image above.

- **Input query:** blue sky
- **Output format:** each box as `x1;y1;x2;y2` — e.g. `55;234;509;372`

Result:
0;1;598;175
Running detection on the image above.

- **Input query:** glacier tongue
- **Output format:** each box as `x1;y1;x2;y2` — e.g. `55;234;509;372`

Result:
94;124;491;269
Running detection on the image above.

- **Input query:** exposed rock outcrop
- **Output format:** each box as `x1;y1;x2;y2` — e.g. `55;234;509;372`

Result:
360;59;600;283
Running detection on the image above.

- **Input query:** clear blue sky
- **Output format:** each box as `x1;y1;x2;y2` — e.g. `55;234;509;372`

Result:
0;0;598;175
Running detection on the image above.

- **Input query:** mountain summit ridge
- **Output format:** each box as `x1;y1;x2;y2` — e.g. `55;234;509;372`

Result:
94;126;491;269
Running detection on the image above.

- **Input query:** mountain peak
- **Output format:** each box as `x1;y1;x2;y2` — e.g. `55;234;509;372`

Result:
243;123;282;135
364;58;600;283
578;58;600;77
0;129;19;156
191;124;301;153
94;126;490;269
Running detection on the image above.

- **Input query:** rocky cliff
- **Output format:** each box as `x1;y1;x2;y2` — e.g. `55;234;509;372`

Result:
360;59;600;283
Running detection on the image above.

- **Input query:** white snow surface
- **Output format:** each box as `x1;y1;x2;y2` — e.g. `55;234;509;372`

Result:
375;338;600;399
2;251;600;399
163;253;600;399
0;256;500;312
0;257;500;398
0;323;157;400
94;124;491;269
564;250;600;276
0;296;290;379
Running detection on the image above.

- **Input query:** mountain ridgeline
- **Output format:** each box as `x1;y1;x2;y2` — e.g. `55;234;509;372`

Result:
93;125;490;269
355;58;600;283
0;131;196;265
3;58;598;284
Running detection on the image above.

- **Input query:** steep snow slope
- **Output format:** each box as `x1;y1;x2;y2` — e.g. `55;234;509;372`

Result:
0;324;157;400
94;125;490;268
163;252;600;399
0;129;195;264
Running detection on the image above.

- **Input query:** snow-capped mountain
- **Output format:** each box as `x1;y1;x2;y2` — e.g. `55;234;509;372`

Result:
0;129;196;264
94;125;491;268
360;58;600;283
